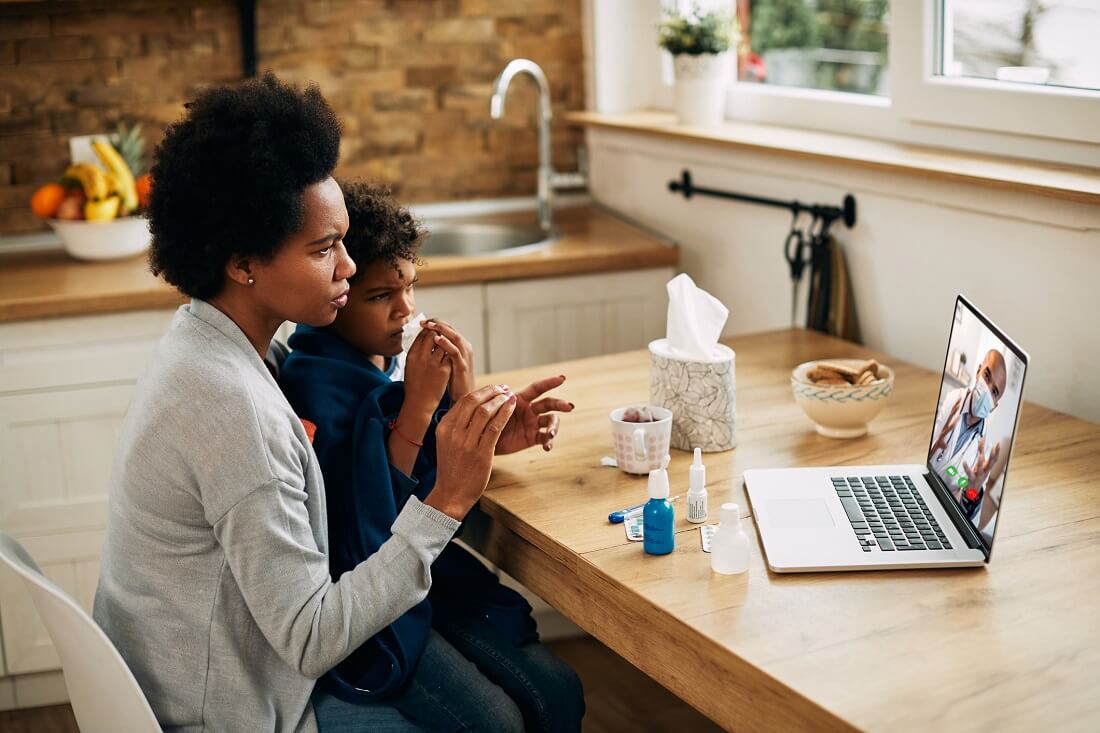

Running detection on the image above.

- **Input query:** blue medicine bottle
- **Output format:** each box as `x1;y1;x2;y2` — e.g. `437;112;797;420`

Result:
643;455;674;555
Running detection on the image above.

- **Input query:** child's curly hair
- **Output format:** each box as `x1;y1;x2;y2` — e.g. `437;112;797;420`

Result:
338;180;424;282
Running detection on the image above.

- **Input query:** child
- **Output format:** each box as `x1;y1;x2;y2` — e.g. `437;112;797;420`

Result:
280;180;583;732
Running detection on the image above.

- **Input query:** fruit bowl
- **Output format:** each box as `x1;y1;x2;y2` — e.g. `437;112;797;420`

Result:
791;359;895;438
47;216;151;261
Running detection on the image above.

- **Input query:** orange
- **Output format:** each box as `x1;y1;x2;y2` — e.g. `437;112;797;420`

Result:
30;183;66;219
135;173;153;210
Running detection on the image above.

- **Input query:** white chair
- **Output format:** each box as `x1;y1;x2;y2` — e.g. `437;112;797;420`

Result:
0;532;160;733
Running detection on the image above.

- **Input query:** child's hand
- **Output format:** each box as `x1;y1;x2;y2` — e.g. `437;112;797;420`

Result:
402;329;452;416
421;319;475;400
495;375;574;455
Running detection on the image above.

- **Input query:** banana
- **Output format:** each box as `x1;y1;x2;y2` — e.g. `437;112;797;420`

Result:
64;163;109;201
91;139;138;214
103;169;133;216
85;195;120;222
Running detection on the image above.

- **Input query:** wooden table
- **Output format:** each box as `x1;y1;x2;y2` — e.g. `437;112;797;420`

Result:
464;329;1100;732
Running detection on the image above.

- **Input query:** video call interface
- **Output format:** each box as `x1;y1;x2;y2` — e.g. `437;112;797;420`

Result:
928;301;1025;547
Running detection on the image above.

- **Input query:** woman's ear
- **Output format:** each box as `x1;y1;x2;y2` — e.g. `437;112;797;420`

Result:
225;257;254;288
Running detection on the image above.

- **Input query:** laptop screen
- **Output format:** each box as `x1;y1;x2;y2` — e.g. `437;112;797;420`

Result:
927;297;1028;553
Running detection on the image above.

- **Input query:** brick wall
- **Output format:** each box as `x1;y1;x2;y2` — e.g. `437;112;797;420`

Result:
0;0;585;235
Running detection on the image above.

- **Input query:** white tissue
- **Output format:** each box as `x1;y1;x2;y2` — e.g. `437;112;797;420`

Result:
401;312;428;352
663;274;729;362
391;312;427;382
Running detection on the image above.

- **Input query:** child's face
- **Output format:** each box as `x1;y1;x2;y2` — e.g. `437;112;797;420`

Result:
331;257;417;358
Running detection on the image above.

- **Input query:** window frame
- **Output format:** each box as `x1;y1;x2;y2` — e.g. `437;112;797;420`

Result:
634;0;1100;167
891;1;1100;145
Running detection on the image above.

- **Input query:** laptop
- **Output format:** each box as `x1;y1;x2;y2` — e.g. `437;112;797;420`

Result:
744;295;1028;572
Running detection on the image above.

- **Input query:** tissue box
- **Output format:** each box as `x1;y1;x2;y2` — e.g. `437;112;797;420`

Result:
649;339;736;452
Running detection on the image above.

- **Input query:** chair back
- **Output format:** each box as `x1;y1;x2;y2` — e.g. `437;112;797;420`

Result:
0;532;160;733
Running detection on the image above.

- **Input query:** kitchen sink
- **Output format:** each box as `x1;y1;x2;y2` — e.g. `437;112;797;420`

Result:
420;220;558;257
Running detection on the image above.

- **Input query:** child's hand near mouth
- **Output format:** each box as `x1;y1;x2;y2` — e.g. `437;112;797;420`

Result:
421;318;476;400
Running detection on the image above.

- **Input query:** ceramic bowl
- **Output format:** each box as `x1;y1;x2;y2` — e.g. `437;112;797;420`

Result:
48;216;151;261
790;359;894;439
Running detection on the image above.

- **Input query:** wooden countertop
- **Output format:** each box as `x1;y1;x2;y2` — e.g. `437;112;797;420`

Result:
465;328;1100;732
0;206;678;323
567;110;1100;206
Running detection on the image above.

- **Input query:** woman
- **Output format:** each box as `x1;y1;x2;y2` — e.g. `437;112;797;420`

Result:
93;73;539;732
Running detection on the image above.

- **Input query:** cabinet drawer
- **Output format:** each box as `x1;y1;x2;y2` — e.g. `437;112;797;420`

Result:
0;310;173;393
407;284;487;374
486;268;673;371
0;384;132;535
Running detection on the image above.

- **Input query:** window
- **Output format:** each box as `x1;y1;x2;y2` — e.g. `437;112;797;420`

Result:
631;1;1100;163
740;0;889;97
892;1;1100;146
940;0;1100;93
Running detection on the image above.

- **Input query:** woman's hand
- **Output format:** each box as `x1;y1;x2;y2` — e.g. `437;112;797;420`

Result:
421;319;475;400
495;375;574;455
424;384;517;520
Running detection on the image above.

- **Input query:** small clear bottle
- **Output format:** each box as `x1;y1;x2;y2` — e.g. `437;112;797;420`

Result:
686;447;708;523
711;502;750;575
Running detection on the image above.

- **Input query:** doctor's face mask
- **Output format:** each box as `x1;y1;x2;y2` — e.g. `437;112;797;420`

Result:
972;378;995;419
972;350;1007;418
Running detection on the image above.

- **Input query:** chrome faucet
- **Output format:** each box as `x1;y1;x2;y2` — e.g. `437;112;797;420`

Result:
490;59;586;233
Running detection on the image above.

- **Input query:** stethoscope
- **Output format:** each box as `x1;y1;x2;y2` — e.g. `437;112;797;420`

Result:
933;392;984;464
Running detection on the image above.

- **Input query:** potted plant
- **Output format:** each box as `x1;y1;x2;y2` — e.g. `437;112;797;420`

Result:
658;5;738;126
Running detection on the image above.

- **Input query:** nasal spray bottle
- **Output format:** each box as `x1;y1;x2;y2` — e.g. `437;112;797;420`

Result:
643;455;675;556
686;448;708;523
711;502;750;575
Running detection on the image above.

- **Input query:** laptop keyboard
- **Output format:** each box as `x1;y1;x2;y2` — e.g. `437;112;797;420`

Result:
830;475;953;552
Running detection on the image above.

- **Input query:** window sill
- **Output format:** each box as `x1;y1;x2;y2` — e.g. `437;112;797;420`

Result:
565;110;1100;207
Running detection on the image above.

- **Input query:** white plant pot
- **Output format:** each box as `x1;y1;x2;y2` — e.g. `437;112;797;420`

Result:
673;53;731;127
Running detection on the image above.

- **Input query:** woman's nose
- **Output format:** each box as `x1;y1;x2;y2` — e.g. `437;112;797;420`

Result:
335;242;356;282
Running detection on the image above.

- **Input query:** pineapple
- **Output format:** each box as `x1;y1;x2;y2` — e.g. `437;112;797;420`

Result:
109;122;146;177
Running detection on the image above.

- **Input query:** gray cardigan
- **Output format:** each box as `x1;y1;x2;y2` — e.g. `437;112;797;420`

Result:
93;299;460;732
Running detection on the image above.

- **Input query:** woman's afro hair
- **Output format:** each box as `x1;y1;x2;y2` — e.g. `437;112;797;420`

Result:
148;72;342;300
338;179;425;282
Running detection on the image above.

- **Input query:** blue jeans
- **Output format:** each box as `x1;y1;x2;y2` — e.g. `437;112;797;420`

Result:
313;626;584;732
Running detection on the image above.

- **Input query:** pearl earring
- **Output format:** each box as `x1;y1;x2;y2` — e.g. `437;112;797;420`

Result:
247;276;255;286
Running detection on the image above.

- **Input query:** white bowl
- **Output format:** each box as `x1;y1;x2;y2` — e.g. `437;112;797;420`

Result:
47;216;151;261
791;359;894;439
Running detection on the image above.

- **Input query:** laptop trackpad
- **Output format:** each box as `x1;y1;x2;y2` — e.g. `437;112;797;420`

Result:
766;499;835;529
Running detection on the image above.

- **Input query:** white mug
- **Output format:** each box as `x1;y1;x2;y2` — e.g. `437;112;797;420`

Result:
609;406;673;474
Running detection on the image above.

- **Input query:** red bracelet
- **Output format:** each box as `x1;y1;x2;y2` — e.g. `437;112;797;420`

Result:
388;420;424;447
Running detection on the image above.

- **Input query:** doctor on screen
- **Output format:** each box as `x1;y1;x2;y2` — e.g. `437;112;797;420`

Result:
929;348;1008;518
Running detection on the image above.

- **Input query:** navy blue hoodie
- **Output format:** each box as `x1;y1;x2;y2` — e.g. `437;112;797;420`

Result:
280;325;536;702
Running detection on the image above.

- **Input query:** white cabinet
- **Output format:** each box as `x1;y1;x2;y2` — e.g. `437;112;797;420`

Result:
0;311;171;538
0;310;170;708
486;268;673;372
408;283;487;374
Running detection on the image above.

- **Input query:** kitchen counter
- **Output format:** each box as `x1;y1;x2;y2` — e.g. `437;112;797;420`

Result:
0;206;679;323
